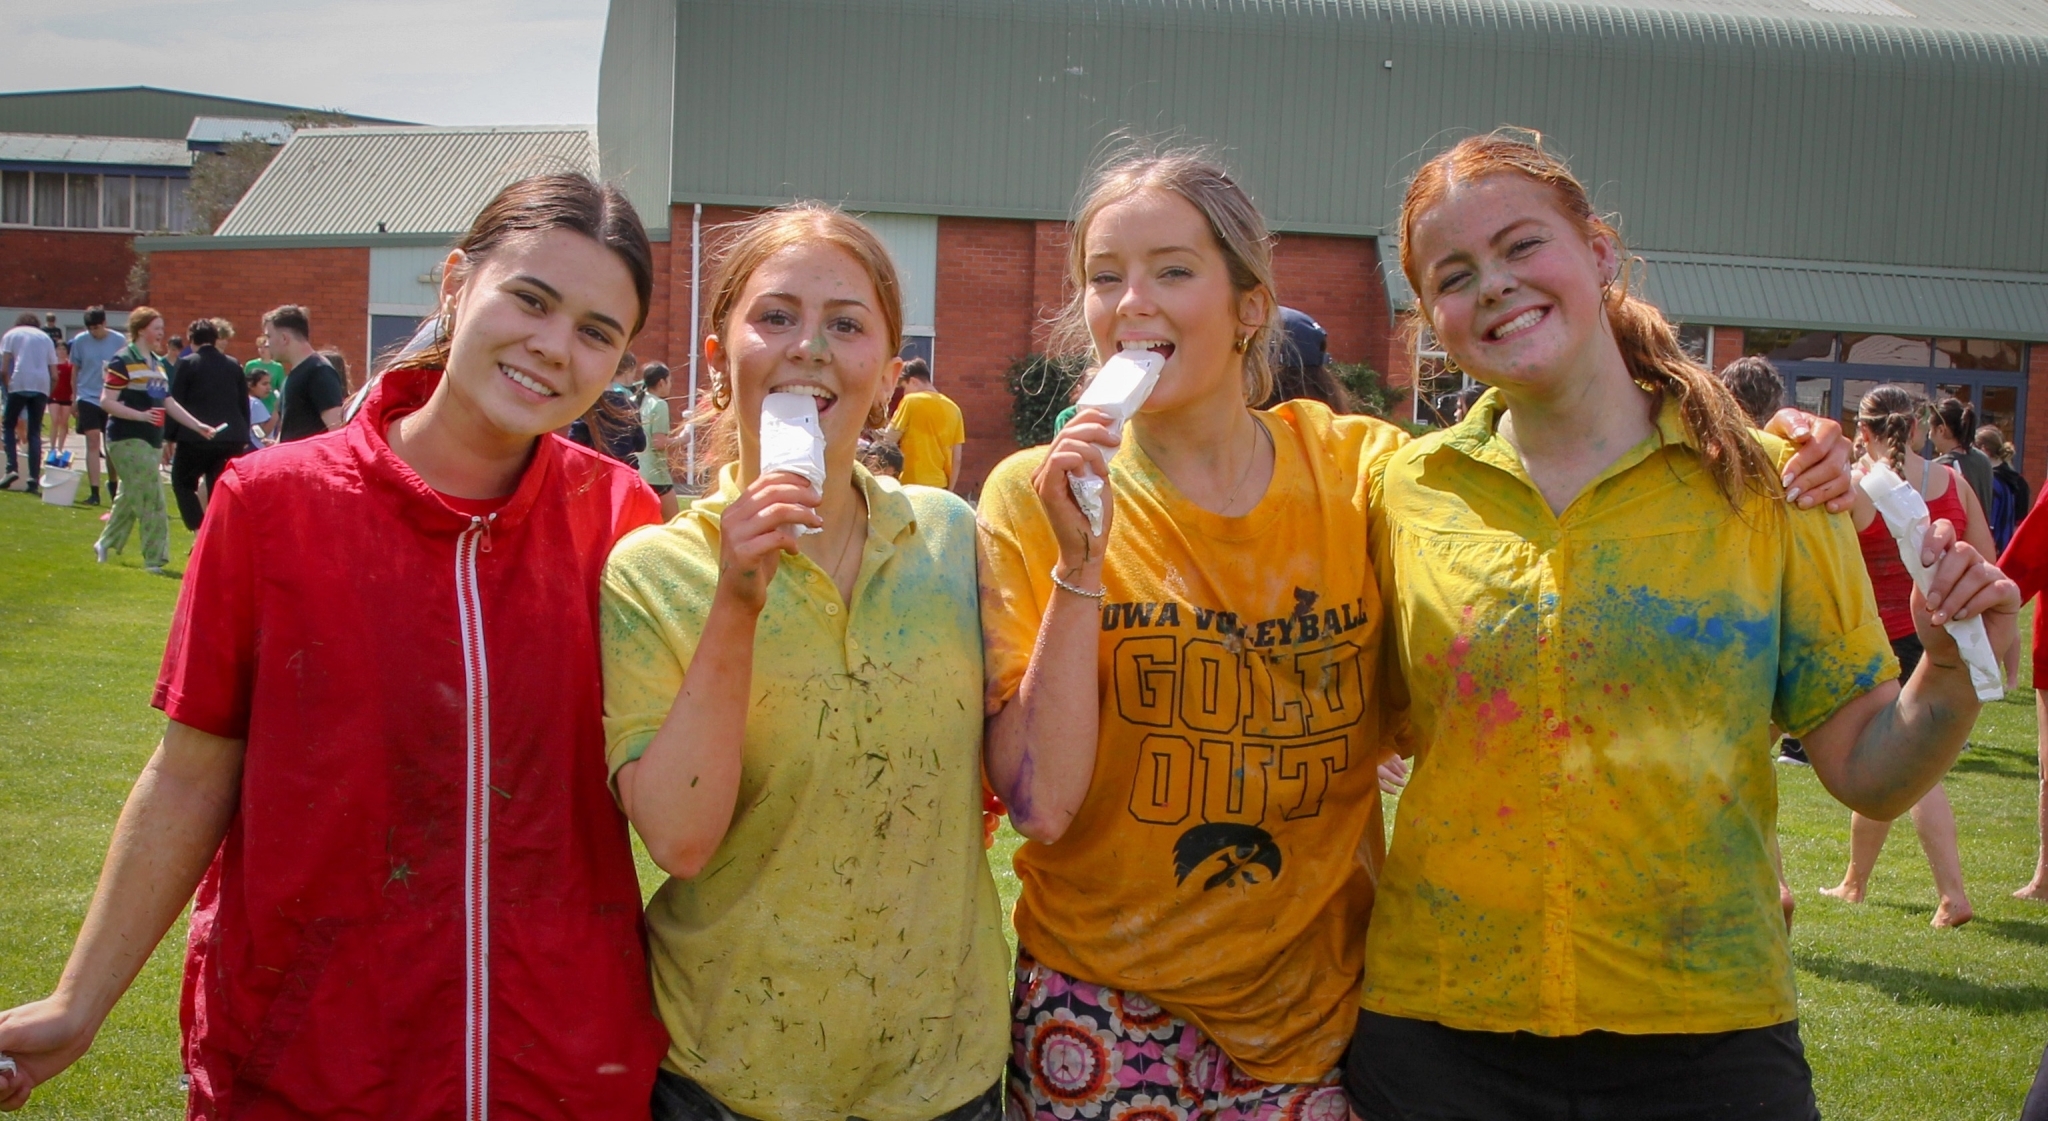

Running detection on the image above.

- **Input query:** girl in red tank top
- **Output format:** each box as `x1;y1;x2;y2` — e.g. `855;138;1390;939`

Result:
1822;385;1998;927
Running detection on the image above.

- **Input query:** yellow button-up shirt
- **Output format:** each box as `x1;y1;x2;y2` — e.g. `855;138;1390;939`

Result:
600;464;1009;1121
1364;391;1895;1036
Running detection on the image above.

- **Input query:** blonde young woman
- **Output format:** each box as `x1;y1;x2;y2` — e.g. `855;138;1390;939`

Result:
599;203;1008;1121
977;146;1853;1121
1352;129;2017;1120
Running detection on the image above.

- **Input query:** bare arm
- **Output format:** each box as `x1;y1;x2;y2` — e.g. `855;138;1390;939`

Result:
984;409;1119;843
615;474;821;877
0;721;243;1110
948;444;963;491
320;407;345;431
1803;520;2019;819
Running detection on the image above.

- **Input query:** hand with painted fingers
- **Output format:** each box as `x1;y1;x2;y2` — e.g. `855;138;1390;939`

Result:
1031;407;1120;574
1764;408;1854;512
1912;517;2023;680
0;999;99;1111
716;472;823;614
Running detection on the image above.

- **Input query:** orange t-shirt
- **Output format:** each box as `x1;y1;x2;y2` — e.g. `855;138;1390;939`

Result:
977;400;1406;1081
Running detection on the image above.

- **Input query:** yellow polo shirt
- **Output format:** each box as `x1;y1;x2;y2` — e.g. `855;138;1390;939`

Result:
889;389;965;488
1364;390;1895;1037
980;400;1408;1081
600;464;1009;1121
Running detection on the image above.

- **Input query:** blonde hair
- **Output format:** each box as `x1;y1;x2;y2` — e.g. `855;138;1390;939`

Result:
694;203;907;467
1049;144;1278;407
1399;129;1777;506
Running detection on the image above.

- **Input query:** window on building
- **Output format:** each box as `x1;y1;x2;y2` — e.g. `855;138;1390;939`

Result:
66;174;99;229
33;172;64;227
1675;324;1710;365
1936;338;2022;371
102;175;131;228
1794;376;1832;421
1;171;27;224
1841;334;1932;366
135;177;165;231
1744;329;1836;363
1980;385;2019;450
167;178;192;233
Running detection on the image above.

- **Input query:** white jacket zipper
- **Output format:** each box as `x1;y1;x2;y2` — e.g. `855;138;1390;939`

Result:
456;513;495;1121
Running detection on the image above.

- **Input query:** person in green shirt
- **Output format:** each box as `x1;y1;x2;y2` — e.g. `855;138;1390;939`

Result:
245;333;286;429
635;362;678;520
599;203;1007;1121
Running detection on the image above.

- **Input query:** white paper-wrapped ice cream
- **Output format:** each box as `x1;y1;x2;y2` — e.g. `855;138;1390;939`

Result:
1066;349;1165;537
760;391;827;535
1859;461;2005;701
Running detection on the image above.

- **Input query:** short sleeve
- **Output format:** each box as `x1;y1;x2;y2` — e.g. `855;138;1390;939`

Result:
598;526;707;791
944;401;966;447
154;470;261;738
104;359;131;392
1774;504;1900;736
886;399;911;433
310;368;346;413
250;399;271;424
973;453;1054;714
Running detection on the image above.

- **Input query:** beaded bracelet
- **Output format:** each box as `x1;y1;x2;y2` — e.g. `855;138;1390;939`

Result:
1049;564;1107;599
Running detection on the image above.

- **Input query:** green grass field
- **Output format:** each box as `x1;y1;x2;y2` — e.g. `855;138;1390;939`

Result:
3;486;2046;1117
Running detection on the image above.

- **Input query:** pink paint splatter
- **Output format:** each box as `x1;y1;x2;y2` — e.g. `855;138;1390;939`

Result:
1457;672;1477;697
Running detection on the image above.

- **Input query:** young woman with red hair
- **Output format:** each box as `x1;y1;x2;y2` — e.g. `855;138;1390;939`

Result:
1350;129;2018;1119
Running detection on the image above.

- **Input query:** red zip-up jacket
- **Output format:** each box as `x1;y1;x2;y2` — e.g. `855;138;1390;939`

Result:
154;367;668;1120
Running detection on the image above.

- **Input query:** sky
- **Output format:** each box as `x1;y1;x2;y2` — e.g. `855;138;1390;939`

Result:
0;0;609;126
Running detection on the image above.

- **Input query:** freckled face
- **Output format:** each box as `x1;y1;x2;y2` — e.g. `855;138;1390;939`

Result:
712;241;900;461
1409;174;1618;395
440;228;640;440
1082;188;1265;414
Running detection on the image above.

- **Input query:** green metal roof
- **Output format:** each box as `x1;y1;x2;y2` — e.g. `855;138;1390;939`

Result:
1380;246;2048;339
0;86;401;141
613;0;2048;274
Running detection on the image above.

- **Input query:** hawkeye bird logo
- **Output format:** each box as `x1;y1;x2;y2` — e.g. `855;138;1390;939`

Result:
1172;823;1283;890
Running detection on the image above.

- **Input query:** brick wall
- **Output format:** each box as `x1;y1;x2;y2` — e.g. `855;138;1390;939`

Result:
0;229;137;310
148;247;370;386
2024;344;2048;496
935;217;1038;492
1272;233;1394;377
1711;325;1745;372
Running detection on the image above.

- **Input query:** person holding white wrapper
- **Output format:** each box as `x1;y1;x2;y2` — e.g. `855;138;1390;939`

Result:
1821;384;2012;927
598;202;1007;1121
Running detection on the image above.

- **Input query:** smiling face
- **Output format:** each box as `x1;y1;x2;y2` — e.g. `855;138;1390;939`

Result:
138;317;166;354
1408;173;1620;396
709;240;901;475
436;227;640;441
1082;188;1267;416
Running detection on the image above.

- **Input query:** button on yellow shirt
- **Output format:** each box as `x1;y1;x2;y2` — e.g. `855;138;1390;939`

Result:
1364;392;1896;1037
601;465;1009;1121
889;389;965;488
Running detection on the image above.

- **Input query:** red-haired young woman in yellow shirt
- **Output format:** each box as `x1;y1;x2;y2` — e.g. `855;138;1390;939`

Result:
1352;129;2019;1120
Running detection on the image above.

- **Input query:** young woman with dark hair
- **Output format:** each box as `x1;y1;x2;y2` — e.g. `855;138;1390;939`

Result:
1350;129;2017;1119
0;173;670;1118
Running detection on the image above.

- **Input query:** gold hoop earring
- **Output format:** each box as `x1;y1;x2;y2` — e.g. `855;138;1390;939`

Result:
1233;334;1251;355
710;371;731;410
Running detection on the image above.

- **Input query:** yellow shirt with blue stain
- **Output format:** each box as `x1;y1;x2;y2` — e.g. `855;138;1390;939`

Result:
600;464;1009;1121
1364;391;1896;1037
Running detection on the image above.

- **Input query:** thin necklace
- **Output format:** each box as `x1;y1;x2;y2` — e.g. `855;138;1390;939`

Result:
1219;414;1270;514
825;492;864;592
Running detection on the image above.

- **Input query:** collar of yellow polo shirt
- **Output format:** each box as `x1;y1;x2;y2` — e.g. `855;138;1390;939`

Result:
599;462;1009;1121
1364;388;1895;1037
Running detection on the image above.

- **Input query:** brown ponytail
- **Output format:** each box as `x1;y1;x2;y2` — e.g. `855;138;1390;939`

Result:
1399;129;1777;507
1857;383;1923;480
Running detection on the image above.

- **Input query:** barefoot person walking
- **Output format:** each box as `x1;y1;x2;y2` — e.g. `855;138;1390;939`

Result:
1818;385;1988;928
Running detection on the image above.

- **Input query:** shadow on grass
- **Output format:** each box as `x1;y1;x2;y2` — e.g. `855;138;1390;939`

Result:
1951;740;2040;781
1974;918;2048;947
1798;951;2048;1014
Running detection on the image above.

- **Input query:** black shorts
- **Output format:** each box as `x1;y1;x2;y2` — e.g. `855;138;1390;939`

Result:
74;400;107;433
1891;632;1924;679
1344;1009;1819;1121
651;1070;1001;1121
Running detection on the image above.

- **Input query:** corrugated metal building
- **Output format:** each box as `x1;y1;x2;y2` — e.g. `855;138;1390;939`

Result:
145;126;599;382
598;0;2048;491
0;87;394;330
